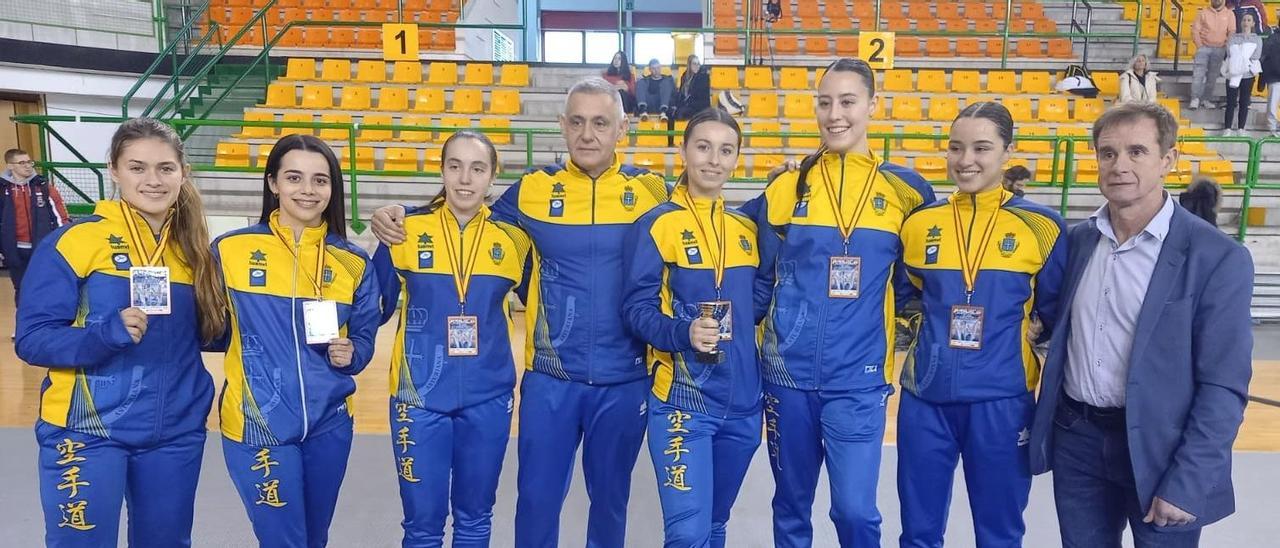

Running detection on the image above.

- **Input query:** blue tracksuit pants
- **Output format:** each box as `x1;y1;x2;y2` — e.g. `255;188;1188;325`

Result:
35;421;206;548
896;390;1034;548
647;397;762;548
514;371;648;548
765;383;892;548
392;394;514;548
222;419;353;548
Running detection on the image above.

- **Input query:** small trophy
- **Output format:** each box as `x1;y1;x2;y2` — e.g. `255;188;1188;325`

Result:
694;301;727;364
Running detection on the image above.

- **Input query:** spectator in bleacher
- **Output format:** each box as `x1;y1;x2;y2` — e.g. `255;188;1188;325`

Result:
1180;175;1224;225
1221;11;1262;135
1190;0;1236;110
636;58;677;122
1;148;70;313
1259;14;1280;136
674;54;711;120
604;50;638;115
1230;0;1270;34
1119;53;1161;104
1003;164;1033;196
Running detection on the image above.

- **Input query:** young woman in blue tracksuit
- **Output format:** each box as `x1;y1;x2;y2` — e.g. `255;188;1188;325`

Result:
622;108;763;548
372;130;531;547
213;133;381;547
740;57;936;547
16;118;228;547
896;102;1066;547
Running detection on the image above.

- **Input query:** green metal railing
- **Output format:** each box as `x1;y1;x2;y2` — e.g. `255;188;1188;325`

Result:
13;114;1277;239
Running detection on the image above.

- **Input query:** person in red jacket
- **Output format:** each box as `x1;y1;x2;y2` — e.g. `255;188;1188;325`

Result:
2;148;71;310
603;50;638;115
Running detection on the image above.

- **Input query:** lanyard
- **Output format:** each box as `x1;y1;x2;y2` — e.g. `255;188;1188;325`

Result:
119;201;171;267
950;189;1006;302
439;207;486;313
819;154;879;253
683;193;728;298
270;221;327;298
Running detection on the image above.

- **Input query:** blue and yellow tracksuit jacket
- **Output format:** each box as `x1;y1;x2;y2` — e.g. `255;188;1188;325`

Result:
898;187;1067;402
373;204;531;412
16;200;212;447
621;186;764;418
741;152;935;391
213;212;381;445
492;160;670;385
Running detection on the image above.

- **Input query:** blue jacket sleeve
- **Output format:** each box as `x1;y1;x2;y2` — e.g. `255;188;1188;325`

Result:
741;192;777;324
201;240;231;353
621;218;694;353
490;178;522;226
15;238;135;367
337;258;382;376
372;243;402;326
893;257;922;313
1032;219;1069;340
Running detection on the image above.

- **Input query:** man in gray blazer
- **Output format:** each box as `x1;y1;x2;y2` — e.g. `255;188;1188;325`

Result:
1028;102;1254;547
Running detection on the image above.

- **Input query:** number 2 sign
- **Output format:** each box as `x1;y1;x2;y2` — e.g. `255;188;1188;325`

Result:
858;32;895;70
382;23;419;61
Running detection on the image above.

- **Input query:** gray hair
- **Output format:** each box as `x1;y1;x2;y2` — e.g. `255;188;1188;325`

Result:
1128;53;1150;71
564;77;626;121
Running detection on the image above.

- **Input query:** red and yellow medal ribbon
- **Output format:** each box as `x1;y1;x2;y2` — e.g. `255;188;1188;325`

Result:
270;219;327;298
439;207;486;313
949;189;1007;299
683;193;728;295
119;201;172;267
819;154;879;249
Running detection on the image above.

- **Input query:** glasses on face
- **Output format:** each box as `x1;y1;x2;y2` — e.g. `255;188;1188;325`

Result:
10;160;35;167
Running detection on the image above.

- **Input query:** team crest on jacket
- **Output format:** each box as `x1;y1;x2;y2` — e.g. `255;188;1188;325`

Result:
924;225;942;265
108;234;132;270
417;233;434;268
681;229;703;264
999;232;1019;257
249;249;268;286
872;192;887;215
793;192;810;217
490;242;504;264
739;234;753;254
549;182;566;217
322;266;334;286
621;185;636;211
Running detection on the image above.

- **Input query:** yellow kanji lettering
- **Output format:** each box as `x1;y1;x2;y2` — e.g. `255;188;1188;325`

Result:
255;479;287;507
250;448;278;478
664;436;689;463
396;426;416;454
57;466;90;498
398;457;421;483
395;403;414;423
55;439;87;465
57;501;95;531
666;410;691;434
663;464;691;492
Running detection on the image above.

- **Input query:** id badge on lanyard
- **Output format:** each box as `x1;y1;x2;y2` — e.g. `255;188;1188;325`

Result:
129;266;171;315
303;299;340;344
827;256;862;299
447;315;479;356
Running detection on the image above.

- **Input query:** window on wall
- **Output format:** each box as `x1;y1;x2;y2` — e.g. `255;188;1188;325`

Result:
585;32;622;63
543;31;585;63
633;33;675;66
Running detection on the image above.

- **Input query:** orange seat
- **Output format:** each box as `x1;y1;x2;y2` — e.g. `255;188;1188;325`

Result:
896;38;921;57
916;19;941;32
330;28;355;47
714;35;740;55
775;36;799;55
835;36;858;56
937;4;960;19
805;36;830;55
1015;39;1043;58
1048;38;1074;58
925;38;950;56
956;38;982;57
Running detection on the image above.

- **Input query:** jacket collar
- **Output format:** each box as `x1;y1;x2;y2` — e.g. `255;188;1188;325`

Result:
268;209;329;248
564;157;621;180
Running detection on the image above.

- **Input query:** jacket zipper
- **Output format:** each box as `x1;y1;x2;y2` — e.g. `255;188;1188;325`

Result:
816;156;846;389
588;173;598;385
291;237;310;441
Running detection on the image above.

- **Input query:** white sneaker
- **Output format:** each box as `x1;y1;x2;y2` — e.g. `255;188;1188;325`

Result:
1190;98;1201;110
639;112;649;122
1271;129;1280;138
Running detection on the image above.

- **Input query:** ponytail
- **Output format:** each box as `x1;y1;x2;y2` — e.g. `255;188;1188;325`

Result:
794;145;828;200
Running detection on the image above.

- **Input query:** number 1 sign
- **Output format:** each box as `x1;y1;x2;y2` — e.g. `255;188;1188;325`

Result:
382;23;420;61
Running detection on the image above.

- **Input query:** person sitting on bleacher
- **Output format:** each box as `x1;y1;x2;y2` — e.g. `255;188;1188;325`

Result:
637;58;677;122
603;50;638;115
1119;53;1161;104
674;55;711;120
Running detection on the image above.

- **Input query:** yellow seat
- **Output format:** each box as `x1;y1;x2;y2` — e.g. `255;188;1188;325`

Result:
917;70;947;93
1093;72;1119;97
733;162;749;180
913;156;947;181
261;83;296;107
489;90;521;115
928;97;960;122
1074;98;1105;122
1158;97;1182;121
750;121;782;148
463;63;494;85
339;147;375;171
428;61;458;85
1038;97;1071;123
255;144;274;168
355;60;387;82
300;85;333;109
872;96;886;120
435;117;471;143
1057;126;1091;154
672;120;688;146
452;89;483;114
902;124;941;151
779;67;809;90
318;113;353;140
1017;126;1053;153
744;66;774;90
391;61;422;84
377;87;409;111
1003;97;1033;123
753;154;785;178
282;58;316;81
499;64;529;86
987;71;1017;94
1170;159;1195;185
1179;127;1211;155
358;115;394;141
320;59;351;81
280;113;314;136
632;152;668;176
1020;71;1053;94
789;121;821;148
783;93;813;119
1199;159;1235;184
423;147;443;172
951;70;981;93
892;96;924;121
414;88;446;113
747;92;778;118
883;69;913;92
340;85;372;110
635;120;667;147
385;147;419;172
1073;159;1099;185
868;123;895;150
215;142;250;167
399;115;433;143
236;112;276;138
479;118;512;145
710;66;738;89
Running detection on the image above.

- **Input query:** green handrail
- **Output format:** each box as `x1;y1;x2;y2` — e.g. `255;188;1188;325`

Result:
123;0;213;117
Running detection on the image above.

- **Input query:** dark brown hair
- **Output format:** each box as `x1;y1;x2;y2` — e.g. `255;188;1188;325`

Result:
259;134;348;240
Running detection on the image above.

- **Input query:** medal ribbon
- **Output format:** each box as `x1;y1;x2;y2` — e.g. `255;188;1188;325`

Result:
683;193;728;298
119;201;172;267
819;154;879;251
270;219;327;298
439;207;486;313
950;189;1006;301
